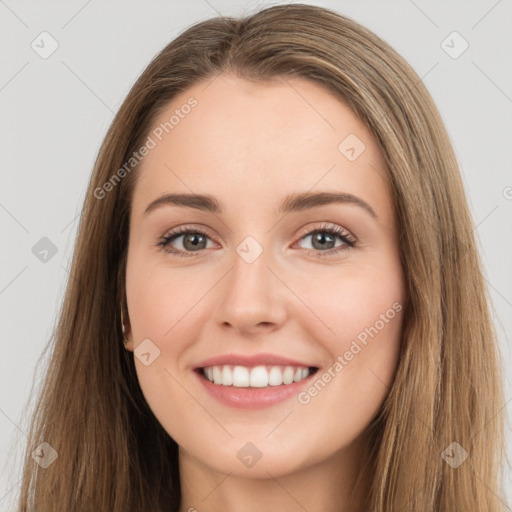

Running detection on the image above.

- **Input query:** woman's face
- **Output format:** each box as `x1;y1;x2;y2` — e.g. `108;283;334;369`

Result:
124;73;405;477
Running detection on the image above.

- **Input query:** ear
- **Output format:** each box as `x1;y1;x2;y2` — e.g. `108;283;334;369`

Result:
121;305;134;352
124;324;134;352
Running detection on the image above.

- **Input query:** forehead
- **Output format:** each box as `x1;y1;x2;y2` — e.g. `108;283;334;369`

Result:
130;73;392;222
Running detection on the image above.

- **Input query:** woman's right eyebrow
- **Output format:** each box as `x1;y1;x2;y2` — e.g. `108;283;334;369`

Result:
144;192;221;216
143;191;377;219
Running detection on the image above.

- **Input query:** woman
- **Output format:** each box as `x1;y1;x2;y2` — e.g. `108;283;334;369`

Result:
16;3;507;511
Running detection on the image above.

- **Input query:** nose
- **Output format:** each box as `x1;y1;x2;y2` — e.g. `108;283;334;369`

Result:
212;245;289;337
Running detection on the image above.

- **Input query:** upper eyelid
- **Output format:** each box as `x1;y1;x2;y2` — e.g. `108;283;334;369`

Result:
296;223;354;240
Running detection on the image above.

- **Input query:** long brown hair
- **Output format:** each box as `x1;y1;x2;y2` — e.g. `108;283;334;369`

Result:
14;4;507;511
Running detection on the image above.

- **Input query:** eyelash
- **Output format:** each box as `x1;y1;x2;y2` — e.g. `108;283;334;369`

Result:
156;223;356;258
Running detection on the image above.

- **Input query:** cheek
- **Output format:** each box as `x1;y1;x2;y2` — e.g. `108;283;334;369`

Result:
292;262;404;420
125;255;216;397
126;256;205;344
295;260;404;349
125;261;204;433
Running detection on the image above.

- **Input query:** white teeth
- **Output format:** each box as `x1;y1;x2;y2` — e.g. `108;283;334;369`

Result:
268;366;283;386
293;367;309;382
221;365;233;386
212;366;222;384
232;366;249;387
202;364;312;387
282;366;295;385
249;366;269;387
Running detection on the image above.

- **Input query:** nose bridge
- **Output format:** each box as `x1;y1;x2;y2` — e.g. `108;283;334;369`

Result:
228;235;274;303
212;233;288;332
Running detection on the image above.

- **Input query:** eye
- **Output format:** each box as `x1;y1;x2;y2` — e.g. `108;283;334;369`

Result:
156;223;356;258
156;225;215;257
294;223;356;257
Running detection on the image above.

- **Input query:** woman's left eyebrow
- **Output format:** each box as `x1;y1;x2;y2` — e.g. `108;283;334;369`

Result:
279;191;377;219
144;191;377;219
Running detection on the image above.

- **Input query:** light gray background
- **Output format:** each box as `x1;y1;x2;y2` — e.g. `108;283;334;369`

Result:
1;0;511;509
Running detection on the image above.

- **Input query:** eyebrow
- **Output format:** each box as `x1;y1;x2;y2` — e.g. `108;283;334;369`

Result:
144;191;377;218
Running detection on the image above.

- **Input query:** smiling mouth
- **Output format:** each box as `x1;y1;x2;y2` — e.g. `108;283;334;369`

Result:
195;364;319;388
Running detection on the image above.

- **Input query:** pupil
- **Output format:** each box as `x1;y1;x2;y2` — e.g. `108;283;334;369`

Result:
185;234;205;250
313;232;334;250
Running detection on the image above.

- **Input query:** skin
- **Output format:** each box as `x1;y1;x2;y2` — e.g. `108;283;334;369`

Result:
123;73;405;512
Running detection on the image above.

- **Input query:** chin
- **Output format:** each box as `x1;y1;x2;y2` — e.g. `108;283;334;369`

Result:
187;437;314;478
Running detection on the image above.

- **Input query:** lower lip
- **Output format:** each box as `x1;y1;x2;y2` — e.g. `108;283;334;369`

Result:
194;369;318;409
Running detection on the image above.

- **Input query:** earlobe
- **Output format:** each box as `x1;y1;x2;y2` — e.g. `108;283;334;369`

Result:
120;305;134;351
122;326;135;351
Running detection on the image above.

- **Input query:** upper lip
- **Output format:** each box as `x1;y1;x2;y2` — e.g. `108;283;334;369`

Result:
192;353;318;370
